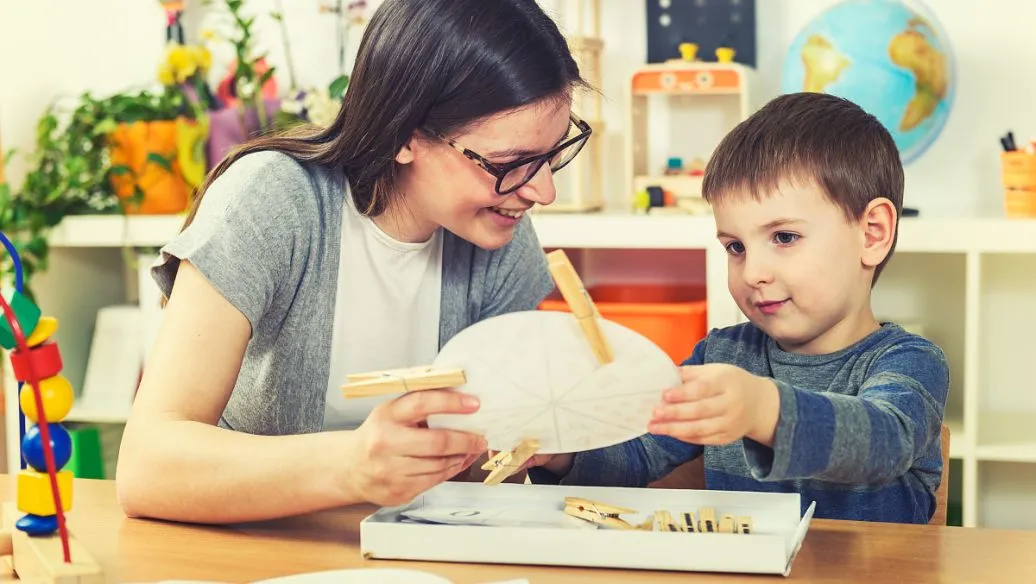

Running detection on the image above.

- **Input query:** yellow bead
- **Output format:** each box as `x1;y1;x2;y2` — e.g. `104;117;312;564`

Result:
715;47;736;63
17;469;73;516
26;316;59;347
19;376;74;423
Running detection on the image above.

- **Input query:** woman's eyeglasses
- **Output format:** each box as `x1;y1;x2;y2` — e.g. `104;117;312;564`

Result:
428;113;592;195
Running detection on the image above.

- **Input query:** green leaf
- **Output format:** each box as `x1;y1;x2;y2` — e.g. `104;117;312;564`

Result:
329;74;350;100
146;152;174;172
109;165;133;176
257;68;276;88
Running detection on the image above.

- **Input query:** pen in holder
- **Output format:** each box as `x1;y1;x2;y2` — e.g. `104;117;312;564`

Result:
1001;151;1036;218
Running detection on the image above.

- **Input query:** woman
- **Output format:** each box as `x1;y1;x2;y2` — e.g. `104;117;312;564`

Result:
116;0;592;524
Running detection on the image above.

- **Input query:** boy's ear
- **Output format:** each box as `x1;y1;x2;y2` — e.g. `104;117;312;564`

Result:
859;197;897;268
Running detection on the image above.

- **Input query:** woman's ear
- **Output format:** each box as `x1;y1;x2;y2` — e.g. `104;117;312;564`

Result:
860;197;897;269
395;130;430;165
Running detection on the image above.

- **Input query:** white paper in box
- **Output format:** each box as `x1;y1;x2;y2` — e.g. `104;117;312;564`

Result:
360;482;816;577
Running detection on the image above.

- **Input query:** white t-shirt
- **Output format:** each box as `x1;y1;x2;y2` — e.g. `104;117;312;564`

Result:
322;189;444;430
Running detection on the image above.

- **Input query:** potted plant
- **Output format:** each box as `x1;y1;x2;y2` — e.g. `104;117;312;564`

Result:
107;41;214;215
203;0;282;167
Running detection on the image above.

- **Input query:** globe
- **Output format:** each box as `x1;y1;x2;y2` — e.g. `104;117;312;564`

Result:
781;0;956;165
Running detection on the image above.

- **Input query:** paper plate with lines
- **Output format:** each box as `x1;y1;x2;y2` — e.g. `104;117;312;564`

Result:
426;310;680;454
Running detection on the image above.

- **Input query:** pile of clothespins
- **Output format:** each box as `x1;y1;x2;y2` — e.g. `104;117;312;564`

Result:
563;497;754;534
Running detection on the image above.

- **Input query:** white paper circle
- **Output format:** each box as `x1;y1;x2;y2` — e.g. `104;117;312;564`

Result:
426;311;680;454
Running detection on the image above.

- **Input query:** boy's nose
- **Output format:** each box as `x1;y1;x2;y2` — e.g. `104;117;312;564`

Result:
742;254;775;288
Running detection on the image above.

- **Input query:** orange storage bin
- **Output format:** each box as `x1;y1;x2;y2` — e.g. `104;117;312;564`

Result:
540;284;707;364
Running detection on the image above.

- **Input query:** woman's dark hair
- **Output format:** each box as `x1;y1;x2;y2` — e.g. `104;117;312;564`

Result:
180;0;588;228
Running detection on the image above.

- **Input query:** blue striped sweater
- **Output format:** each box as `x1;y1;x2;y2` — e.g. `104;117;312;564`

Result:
529;322;950;524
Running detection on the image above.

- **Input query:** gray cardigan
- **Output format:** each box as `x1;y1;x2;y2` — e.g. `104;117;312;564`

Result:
151;151;554;435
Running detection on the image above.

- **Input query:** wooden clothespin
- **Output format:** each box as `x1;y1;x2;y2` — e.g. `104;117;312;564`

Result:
341;366;466;398
698;507;716;533
653;510;679;532
563;497;637;530
718;514;735;534
679;511;697;533
481;439;540;485
546;250;614;364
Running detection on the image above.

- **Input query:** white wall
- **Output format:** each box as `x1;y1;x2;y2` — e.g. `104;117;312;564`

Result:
3;0;1035;218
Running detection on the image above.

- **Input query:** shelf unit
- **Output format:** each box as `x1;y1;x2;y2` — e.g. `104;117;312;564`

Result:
5;212;1036;529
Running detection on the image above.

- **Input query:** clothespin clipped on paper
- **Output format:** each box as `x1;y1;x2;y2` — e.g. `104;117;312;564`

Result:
481;439;540;485
341;366;466;398
545;250;614;364
563;497;638;530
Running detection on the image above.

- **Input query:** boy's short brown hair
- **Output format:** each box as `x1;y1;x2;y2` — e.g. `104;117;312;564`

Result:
702;92;905;283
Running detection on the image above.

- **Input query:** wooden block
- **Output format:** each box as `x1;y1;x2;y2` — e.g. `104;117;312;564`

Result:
698;507;716;532
26;317;59;348
2;503;102;584
0;555;13;577
17;471;72;517
737;516;753;535
0;288;41;351
9;342;63;384
0;529;10;556
718;514;735;534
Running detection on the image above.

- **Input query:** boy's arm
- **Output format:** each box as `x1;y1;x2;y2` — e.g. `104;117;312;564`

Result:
527;338;709;487
745;339;948;483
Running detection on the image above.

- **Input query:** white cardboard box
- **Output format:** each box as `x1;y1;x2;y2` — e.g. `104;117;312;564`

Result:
360;482;816;577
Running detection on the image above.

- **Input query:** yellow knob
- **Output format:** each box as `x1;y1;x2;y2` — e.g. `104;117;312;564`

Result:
716;47;736;63
678;42;698;62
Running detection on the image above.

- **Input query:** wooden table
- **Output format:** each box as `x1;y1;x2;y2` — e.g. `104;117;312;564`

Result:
1;476;1034;583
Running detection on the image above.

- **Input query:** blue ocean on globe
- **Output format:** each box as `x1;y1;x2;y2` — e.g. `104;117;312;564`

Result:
781;0;956;164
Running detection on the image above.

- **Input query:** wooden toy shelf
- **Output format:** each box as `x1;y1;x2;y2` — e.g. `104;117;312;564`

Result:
627;61;752;211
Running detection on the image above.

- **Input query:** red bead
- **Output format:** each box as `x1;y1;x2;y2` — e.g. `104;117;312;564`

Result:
10;342;63;382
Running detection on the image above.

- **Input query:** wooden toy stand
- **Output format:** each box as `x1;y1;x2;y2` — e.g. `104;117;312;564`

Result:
536;0;605;213
0;233;103;583
627;50;752;214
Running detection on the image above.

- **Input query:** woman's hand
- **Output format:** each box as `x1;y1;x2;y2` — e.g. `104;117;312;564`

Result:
344;389;488;506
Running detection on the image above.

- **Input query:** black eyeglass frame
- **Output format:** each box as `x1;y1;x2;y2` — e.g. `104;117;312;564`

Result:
426;113;592;195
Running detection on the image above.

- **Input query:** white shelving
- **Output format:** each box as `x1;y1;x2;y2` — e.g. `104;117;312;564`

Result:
7;211;1036;529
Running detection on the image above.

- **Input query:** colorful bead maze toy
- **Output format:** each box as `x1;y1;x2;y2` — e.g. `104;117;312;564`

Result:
0;231;102;582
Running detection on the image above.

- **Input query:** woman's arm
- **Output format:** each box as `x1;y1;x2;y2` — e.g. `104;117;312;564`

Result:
117;261;486;524
117;261;356;522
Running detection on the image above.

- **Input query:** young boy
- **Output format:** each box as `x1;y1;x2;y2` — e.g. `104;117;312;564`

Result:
527;92;950;524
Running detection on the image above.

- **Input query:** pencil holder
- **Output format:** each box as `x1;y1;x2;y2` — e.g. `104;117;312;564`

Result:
1001;151;1036;218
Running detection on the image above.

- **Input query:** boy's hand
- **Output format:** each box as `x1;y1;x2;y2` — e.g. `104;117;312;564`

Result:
648;364;780;447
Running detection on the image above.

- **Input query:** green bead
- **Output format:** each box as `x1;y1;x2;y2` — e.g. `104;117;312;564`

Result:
0;287;41;350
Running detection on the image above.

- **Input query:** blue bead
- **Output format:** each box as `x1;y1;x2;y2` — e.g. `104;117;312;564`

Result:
21;423;72;472
15;513;58;535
